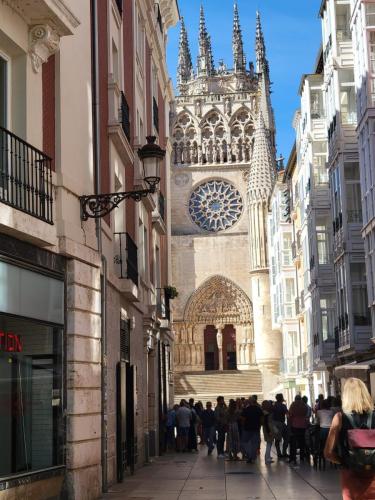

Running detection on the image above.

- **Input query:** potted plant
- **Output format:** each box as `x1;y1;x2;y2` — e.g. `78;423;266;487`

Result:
164;285;178;300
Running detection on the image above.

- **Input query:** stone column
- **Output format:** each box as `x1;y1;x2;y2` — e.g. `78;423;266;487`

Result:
216;325;224;371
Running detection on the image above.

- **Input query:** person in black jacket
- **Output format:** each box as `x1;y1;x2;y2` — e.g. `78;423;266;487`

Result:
201;401;216;455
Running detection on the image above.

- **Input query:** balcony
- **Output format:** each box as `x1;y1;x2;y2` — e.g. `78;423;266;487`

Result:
297;353;307;373
152;192;166;234
0;126;53;224
115;0;123;16
280;357;298;375
153;97;159;133
347;210;362;224
114;232;138;286
156;287;171;322
120;91;130;143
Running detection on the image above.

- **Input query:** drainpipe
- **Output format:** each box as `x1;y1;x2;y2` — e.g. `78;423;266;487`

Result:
91;0;108;492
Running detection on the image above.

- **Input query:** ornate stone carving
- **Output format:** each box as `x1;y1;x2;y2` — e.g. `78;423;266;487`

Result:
29;24;60;73
184;275;253;325
189;179;244;233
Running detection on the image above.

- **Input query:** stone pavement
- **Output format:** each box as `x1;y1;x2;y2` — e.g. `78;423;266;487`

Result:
101;447;342;500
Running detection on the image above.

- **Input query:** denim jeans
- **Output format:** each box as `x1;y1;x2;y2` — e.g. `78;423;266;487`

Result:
216;426;226;455
265;441;272;462
203;426;215;451
242;430;261;460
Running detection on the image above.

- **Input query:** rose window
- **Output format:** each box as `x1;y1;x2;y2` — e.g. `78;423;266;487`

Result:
189;180;243;232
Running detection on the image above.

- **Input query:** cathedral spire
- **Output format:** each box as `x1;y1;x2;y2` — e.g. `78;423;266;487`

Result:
255;11;268;75
197;4;215;77
232;2;246;73
248;111;275;203
177;17;194;93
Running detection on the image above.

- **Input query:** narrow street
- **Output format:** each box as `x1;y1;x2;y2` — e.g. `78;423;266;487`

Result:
102;447;342;500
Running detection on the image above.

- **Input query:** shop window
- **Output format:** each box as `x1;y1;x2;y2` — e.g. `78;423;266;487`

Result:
0;315;63;476
339;69;357;125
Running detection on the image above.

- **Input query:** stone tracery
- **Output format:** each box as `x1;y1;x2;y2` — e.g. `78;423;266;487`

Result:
189;179;243;232
172;106;254;166
184;275;253;325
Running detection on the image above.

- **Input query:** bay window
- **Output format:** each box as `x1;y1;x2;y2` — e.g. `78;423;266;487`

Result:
339;69;356;125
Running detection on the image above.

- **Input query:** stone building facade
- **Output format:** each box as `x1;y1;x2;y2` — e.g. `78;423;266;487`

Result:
171;5;281;402
0;0;178;499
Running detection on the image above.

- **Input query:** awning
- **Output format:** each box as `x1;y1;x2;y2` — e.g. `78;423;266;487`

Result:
334;360;375;380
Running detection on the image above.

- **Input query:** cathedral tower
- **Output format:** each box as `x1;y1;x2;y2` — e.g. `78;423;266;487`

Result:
171;5;281;401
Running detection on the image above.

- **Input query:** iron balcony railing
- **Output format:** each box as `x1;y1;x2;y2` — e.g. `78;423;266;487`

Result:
347;210;362;223
120;91;130;143
114;232;138;286
115;0;123;16
0;126;53;224
157;287;171;321
159;192;165;221
153;96;159;132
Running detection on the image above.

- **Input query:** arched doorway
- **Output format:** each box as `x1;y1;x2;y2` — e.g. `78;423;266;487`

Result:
223;325;236;370
204;325;219;371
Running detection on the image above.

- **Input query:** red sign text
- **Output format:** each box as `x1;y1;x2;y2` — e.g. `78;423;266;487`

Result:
0;332;23;352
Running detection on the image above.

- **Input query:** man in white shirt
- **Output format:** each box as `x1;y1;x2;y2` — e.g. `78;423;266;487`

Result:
176;400;192;452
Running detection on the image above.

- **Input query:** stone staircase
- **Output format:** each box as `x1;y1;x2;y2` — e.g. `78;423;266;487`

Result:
174;369;263;404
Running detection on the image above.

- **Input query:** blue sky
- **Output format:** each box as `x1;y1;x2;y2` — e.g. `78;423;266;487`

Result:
167;0;322;160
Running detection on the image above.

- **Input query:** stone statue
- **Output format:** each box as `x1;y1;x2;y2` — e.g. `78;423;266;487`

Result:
227;144;232;163
249;61;255;78
216;330;223;349
198;145;203;164
176;144;182;164
195;99;202;117
219;143;224;163
224;97;232;116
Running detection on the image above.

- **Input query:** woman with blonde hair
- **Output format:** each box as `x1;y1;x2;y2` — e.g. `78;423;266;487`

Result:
324;378;375;499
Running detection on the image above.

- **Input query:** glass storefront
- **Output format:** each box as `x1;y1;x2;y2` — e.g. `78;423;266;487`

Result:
0;315;63;477
0;259;65;479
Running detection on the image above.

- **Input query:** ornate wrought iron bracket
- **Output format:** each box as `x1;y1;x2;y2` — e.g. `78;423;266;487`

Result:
80;187;155;220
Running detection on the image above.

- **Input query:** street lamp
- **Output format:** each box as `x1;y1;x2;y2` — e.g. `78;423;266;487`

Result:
80;136;166;220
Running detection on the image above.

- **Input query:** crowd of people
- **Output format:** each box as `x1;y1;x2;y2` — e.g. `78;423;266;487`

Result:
165;392;339;466
164;378;375;499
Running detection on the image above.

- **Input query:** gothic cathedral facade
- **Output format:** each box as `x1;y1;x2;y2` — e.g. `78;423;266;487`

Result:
171;5;282;401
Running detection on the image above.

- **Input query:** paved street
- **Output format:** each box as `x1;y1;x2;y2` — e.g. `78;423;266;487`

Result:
102;447;342;500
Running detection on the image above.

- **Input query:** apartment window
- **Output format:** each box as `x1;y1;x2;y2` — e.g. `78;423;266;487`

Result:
271;256;276;285
369;32;375;105
282;233;292;266
316;224;330;264
345;162;362;223
112;40;119;83
321;297;334;341
0;56;6;127
339;69;357;125
284;278;295;318
136;12;145;66
331;167;342;222
310;90;325;119
351;263;371;325
336;3;351;41
313;141;328;185
366;3;375;27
